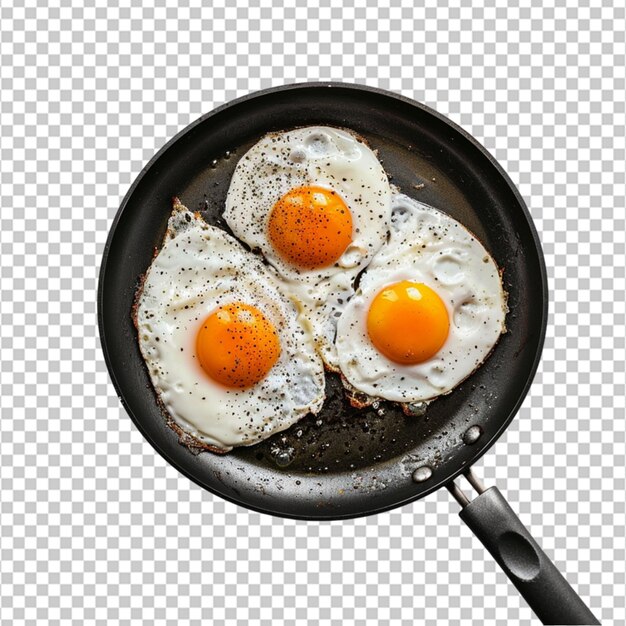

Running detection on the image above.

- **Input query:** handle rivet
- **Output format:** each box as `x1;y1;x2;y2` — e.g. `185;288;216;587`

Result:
412;465;433;483
463;425;483;445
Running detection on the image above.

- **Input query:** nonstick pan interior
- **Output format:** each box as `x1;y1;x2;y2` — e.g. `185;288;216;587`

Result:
99;83;547;519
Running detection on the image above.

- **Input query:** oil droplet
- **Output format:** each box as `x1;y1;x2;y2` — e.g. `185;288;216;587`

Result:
412;466;433;483
463;425;483;445
269;444;296;468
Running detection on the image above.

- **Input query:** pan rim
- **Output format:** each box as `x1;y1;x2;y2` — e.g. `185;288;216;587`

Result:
98;81;549;520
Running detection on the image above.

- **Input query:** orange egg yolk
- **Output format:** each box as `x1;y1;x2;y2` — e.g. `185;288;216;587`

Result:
268;185;353;269
367;281;449;365
196;302;281;389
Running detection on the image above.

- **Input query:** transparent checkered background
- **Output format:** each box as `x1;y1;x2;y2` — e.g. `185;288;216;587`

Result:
2;1;625;624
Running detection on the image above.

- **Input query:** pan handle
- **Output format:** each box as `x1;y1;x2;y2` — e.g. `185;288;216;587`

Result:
446;469;599;625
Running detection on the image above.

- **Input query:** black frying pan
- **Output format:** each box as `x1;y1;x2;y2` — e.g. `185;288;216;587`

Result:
98;83;599;625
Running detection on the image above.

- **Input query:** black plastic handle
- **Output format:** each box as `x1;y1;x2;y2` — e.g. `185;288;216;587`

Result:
459;486;599;625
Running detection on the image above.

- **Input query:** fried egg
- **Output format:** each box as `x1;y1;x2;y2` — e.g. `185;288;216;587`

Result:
136;200;325;452
335;195;507;404
223;126;392;367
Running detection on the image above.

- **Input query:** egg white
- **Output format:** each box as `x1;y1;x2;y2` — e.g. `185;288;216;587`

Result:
335;195;507;403
223;126;392;368
136;201;325;451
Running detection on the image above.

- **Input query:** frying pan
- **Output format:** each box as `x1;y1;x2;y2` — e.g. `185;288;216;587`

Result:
98;83;599;624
